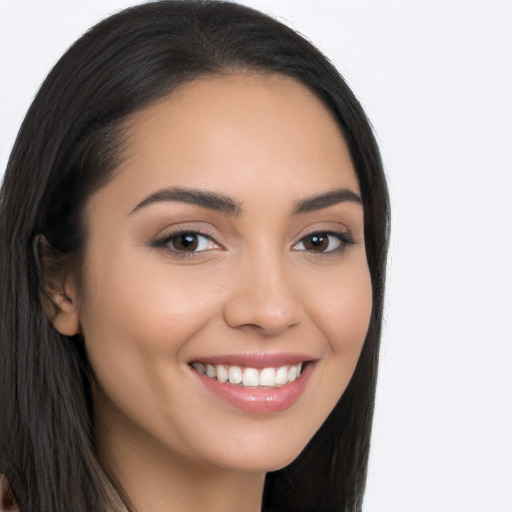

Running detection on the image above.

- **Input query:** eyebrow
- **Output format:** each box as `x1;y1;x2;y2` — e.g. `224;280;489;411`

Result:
130;186;361;217
130;186;242;216
293;188;362;214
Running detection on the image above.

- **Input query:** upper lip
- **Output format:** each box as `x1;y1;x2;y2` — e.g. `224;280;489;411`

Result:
188;352;317;368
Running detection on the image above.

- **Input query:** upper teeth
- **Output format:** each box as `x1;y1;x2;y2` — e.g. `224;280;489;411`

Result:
192;362;304;388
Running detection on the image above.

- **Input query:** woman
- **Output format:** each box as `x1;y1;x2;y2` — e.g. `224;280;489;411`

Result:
0;1;389;511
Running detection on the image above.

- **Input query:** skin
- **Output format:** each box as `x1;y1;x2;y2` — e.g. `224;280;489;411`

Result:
50;73;372;512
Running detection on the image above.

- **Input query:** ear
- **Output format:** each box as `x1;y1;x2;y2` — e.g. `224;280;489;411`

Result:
34;235;81;337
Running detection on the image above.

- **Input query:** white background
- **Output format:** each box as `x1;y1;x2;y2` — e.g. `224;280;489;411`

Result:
1;1;511;511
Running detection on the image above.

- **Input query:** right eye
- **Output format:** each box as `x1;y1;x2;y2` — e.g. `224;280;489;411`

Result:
150;230;220;256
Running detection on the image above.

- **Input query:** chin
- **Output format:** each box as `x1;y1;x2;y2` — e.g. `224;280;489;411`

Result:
200;430;312;474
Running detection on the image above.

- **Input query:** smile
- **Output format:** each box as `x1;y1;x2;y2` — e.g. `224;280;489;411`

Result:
191;362;304;388
189;354;315;414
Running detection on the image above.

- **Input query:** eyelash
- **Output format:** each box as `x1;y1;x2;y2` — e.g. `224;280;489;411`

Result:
149;229;219;259
293;230;355;254
149;229;354;258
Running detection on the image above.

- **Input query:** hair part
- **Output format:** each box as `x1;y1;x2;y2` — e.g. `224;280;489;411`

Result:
0;2;389;511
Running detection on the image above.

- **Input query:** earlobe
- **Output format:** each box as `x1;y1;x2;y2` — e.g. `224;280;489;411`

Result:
34;234;81;336
49;279;81;336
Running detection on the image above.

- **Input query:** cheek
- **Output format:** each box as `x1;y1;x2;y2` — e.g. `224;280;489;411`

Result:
309;258;373;395
314;257;372;349
78;256;221;425
81;254;220;348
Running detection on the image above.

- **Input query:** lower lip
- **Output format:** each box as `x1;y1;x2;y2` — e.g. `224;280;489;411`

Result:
191;363;314;414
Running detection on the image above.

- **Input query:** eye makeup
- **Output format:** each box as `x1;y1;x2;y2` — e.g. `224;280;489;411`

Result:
149;226;355;260
149;228;221;259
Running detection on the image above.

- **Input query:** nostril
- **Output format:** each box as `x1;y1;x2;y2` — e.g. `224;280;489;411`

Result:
222;293;305;335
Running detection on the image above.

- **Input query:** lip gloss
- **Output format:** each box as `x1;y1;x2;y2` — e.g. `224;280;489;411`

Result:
190;362;314;414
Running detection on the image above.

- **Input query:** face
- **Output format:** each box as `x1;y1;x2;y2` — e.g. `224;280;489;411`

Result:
74;73;372;475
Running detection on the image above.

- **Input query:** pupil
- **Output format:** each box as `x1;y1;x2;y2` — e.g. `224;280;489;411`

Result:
175;233;198;251
306;234;328;251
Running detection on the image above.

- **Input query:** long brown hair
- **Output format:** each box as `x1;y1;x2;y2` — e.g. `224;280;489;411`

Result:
0;2;390;510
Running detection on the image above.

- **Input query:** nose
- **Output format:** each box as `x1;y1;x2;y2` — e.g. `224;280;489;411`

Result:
222;253;306;336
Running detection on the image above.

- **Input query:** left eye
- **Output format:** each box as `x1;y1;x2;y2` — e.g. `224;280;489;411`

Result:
293;232;349;253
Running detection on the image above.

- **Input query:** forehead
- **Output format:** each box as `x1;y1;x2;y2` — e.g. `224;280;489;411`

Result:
95;73;359;213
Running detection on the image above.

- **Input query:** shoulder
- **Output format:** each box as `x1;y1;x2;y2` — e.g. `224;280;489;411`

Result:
0;474;20;512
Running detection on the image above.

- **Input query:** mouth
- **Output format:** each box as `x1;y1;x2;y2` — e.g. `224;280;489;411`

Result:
190;361;304;388
188;354;315;414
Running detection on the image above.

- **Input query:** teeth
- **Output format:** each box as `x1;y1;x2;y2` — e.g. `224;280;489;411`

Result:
192;362;206;374
216;364;228;382
242;367;259;387
275;366;288;385
192;362;305;388
206;364;216;379
228;365;242;384
259;367;276;386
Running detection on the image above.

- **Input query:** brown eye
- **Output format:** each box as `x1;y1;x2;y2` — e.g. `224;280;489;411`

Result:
150;230;221;257
150;231;218;254
303;234;330;252
170;233;200;251
293;232;351;253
